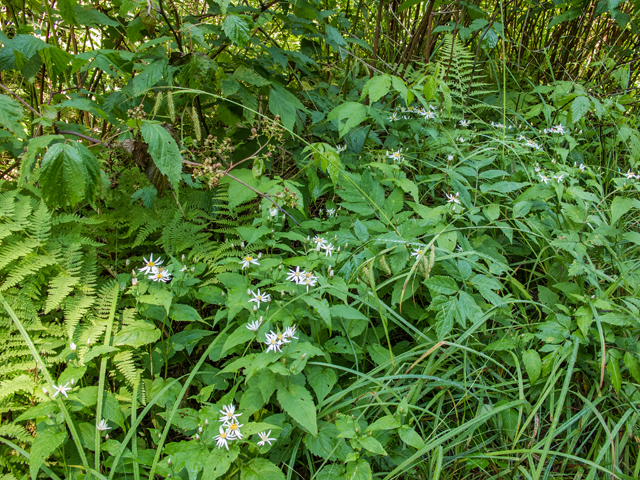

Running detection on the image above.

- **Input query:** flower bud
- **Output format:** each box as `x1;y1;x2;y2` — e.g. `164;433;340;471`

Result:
247;288;252;295
191;267;195;273
253;306;257;312
126;259;130;266
70;342;77;352
181;254;186;262
195;433;200;440
132;269;137;277
205;419;209;426
42;387;48;395
258;252;262;259
70;378;74;386
198;426;203;433
105;434;109;440
87;338;91;346
167;458;172;466
241;241;245;248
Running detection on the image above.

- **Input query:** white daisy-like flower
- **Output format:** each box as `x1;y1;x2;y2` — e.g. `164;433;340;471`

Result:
246;318;262;331
313;236;327;250
579;164;586;172
219;404;242;425
283;325;298;340
538;174;550;184
70;342;77;352
139;254;163;275
257;430;276;446
51;383;72;399
321;243;335;257
447;154;454;161
387;149;404;163
269;206;279;217
180;265;188;272
422;110;436;120
249;289;271;307
625;169;636;180
459;119;469;127
445;192;461;205
239;254;260;270
149;267;172;283
326;208;336;217
457;137;465;143
535;165;541;172
301;276;317;292
388;112;399;121
265;332;283;353
214;426;231;450
411;247;425;257
336;144;347;153
225;420;244;439
553;174;565;183
287;267;305;284
97;419;112;431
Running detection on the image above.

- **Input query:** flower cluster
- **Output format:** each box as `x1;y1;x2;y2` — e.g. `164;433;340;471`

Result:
388;105;437;121
214;404;243;450
311;235;336;257
544;124;566;134
274;187;299;209
264;324;298;353
138;254;172;282
287;266;318;291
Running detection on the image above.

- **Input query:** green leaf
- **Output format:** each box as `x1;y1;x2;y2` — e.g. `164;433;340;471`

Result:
331;304;369;337
353;219;369;242
607;356;622;393
345;460;372;480
361;74;391;103
30;428;67;480
327;102;367;138
169;303;202;322
233;66;270;86
391;76;409;103
307;366;337;402
571;96;590;123
610;196;633;225
522;349;541;385
222;324;255;356
140;121;183;189
202;445;240;480
76;7;119;27
277;383;317;435
103;392;125;429
223;15;251;47
39;142;100;208
398;425;425;449
268;83;305;132
357;436;387;455
0;94;25;136
57;0;78;25
113;320;161;347
19;135;63;185
241;458;285;480
365;415;400;432
624;352;640;383
425;276;459;295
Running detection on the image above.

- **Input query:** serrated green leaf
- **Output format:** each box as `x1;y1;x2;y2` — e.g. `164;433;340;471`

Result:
277;383;317;435
140;121;183;189
113;321;160;348
0;94;24;136
425;276;459;295
241;458;285;480
223;15;251;47
522;349;541;385
327;102;367;138
30;428;67;480
19;135;63;185
345;460;372;480
307;366;337;402
571;96;590;123
362;74;391;103
624;352;640;383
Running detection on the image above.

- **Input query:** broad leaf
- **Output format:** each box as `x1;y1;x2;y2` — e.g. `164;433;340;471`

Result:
277;383;317;435
223;15;251;47
140;121;183;189
522;349;542;385
0;94;24;136
113;321;161;347
30;428;67;480
241;458;285;480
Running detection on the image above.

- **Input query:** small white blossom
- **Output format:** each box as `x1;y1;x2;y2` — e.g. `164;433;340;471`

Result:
445;192;461;205
625;169;636;180
459;119;469;127
139;254;163;275
301;276;317;292
180;265;188;272
131;277;138;286
51;383;72;399
579;164;586;172
257;430;276;446
287;267;305;284
265;332;283;353
214;426;231;450
97;419;111;431
246;319;262;331
388;112;399;122
70;342;77;352
225;420;244;439
326;208;335;217
149;267;171;283
219;404;242;425
386;149;404;163
553;174;565;183
447;154;454;161
249;289;271;307
321;243;335;257
239;254;260;270
336;144;347;153
538;174;550;184
411;247;426;257
269;207;279;217
283;325;298;340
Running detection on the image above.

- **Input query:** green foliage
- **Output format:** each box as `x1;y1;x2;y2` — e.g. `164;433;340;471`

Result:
1;1;640;479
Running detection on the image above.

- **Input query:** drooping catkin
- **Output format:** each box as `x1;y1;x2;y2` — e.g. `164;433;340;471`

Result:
167;90;175;122
379;255;392;276
152;91;163;117
192;105;201;141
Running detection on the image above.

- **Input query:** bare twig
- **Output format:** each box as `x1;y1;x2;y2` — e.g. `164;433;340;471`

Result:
0;83;41;117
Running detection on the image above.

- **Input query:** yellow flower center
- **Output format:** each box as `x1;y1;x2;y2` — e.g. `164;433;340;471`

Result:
148;262;154;267
230;424;237;430
220;432;227;438
245;256;252;261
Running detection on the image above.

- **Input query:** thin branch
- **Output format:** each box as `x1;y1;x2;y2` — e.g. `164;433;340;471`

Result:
0;83;41;117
